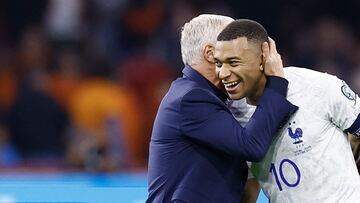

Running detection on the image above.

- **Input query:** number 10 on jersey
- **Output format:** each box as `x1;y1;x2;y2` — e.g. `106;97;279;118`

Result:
270;159;301;191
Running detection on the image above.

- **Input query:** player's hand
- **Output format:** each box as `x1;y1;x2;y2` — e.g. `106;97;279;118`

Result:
262;37;284;78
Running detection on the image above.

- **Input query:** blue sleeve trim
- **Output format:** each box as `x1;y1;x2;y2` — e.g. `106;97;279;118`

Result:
347;114;360;139
265;76;289;97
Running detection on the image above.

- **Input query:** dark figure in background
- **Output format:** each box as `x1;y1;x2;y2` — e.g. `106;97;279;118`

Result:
7;26;68;165
8;80;68;163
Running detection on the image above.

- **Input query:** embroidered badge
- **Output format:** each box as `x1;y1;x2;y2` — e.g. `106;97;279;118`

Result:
341;81;356;101
288;121;303;144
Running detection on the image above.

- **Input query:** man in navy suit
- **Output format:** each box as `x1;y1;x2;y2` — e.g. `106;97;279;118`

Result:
146;14;298;203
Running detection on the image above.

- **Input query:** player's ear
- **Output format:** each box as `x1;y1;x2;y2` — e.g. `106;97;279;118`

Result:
259;52;264;72
259;62;264;71
203;44;215;63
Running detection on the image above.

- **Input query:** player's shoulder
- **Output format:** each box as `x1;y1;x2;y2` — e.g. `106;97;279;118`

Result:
285;66;330;79
284;66;341;89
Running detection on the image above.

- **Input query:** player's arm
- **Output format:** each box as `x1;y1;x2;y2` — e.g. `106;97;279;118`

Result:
241;178;260;203
324;76;360;137
325;77;360;170
341;84;360;164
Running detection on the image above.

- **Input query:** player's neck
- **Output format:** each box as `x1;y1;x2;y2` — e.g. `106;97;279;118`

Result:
246;76;267;105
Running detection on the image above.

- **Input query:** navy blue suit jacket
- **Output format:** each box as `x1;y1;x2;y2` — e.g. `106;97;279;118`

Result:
147;66;298;203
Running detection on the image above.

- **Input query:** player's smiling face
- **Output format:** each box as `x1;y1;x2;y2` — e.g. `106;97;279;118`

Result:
214;37;266;102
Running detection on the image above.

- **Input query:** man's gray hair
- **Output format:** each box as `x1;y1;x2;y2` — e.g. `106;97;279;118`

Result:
180;14;234;66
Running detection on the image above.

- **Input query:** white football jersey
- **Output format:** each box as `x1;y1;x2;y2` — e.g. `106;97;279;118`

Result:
230;67;360;202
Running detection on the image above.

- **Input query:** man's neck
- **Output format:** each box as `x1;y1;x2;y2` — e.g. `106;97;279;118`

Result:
191;63;220;87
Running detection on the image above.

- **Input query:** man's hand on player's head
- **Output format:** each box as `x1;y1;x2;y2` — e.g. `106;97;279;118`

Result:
262;37;284;78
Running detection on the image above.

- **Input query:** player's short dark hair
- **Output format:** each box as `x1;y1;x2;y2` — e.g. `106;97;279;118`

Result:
217;19;268;44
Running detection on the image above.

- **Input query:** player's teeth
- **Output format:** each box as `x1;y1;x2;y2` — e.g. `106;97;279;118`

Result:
225;81;238;88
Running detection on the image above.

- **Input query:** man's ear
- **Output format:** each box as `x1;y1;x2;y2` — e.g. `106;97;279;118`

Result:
203;44;215;63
